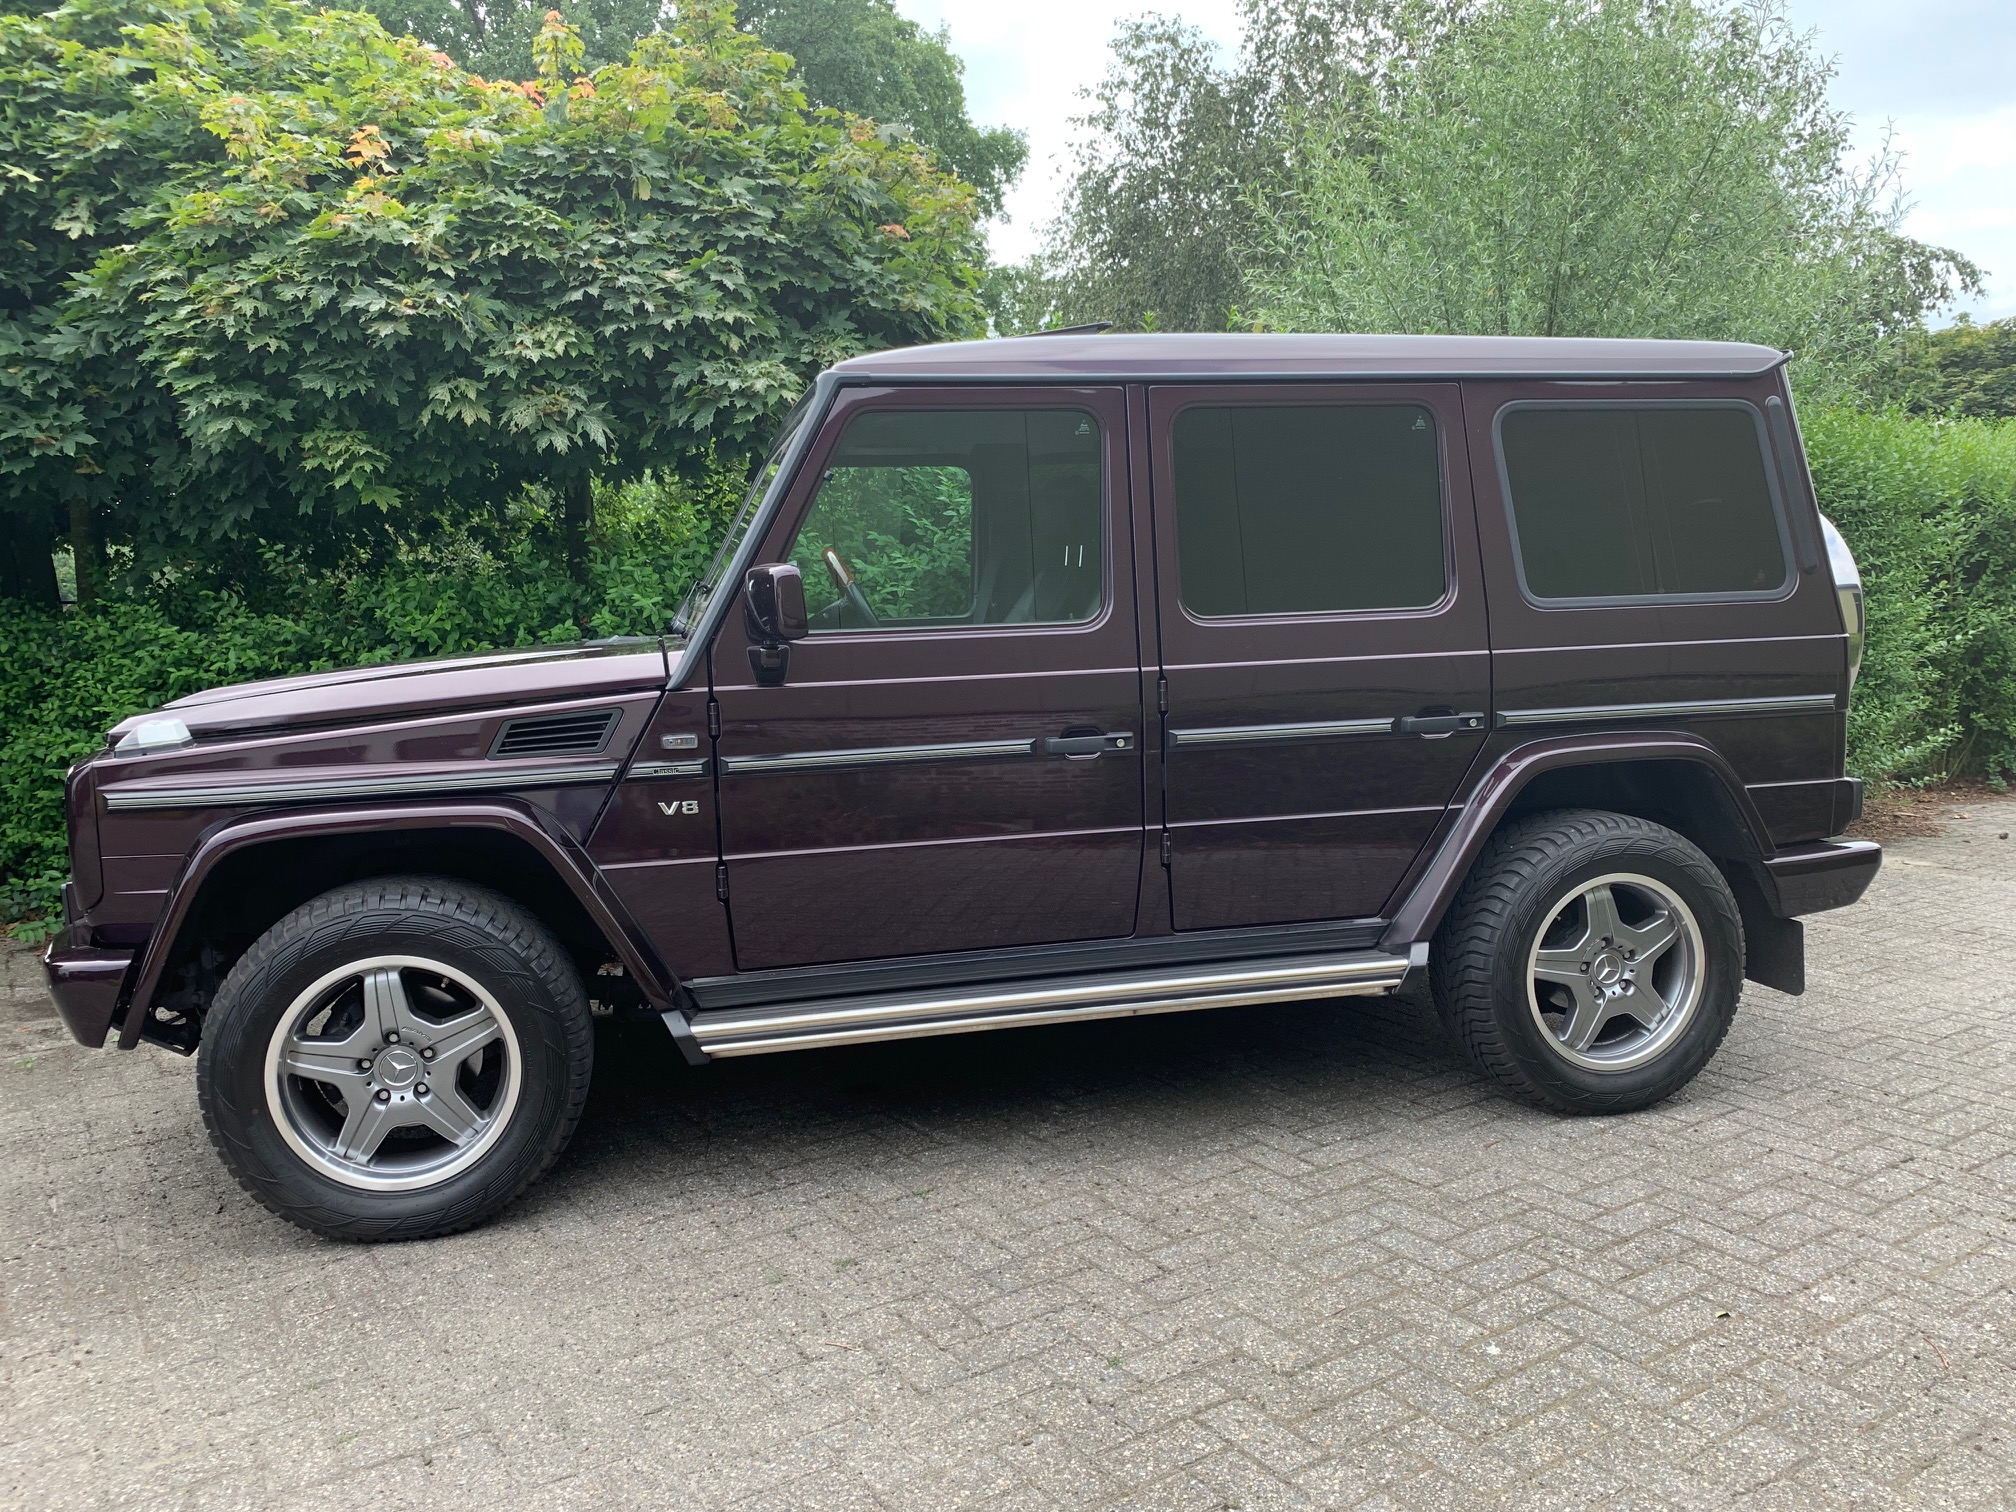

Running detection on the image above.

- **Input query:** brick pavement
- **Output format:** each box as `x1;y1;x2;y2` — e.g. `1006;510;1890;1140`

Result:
3;802;2014;1510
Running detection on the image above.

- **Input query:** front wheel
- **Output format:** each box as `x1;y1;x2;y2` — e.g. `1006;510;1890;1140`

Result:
1432;810;1744;1114
198;877;594;1240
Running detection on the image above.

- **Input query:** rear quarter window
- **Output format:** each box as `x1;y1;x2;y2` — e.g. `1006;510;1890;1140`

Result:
1497;404;1789;603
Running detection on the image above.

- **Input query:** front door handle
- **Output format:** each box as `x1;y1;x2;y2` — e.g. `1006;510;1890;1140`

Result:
1397;711;1486;737
1044;731;1135;758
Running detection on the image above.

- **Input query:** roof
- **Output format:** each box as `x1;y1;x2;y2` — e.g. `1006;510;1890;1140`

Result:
829;332;1788;383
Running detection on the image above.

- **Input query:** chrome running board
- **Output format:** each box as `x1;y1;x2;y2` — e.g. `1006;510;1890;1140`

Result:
676;948;1417;1059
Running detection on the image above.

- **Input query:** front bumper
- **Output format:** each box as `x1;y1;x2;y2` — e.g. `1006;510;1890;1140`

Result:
1764;837;1882;916
42;944;133;1049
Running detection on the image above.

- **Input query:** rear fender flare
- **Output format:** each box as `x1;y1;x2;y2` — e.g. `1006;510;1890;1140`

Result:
118;799;677;1048
1380;733;1774;955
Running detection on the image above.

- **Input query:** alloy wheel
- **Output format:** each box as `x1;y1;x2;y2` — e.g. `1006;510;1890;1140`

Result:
262;956;523;1191
1524;871;1705;1073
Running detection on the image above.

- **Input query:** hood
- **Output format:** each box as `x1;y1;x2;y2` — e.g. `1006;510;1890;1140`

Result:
110;639;672;746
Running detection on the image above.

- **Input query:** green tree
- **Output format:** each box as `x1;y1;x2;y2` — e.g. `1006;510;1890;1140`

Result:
739;0;1024;217
355;0;1026;216
1248;0;1978;393
363;0;666;81
1880;315;2016;420
0;0;986;601
1028;0;1442;333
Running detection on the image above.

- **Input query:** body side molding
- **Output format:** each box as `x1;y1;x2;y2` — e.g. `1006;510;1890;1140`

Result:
1378;732;1777;957
1495;693;1837;729
101;761;622;812
116;799;678;1049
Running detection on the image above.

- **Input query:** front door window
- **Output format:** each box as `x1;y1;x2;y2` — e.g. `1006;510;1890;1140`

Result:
786;408;1105;631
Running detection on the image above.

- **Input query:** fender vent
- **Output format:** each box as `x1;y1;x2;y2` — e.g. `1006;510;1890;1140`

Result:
490;708;621;759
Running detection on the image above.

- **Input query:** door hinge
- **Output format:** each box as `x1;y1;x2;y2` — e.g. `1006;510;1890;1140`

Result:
715;863;729;901
1159;832;1172;867
1156;675;1168;715
707;699;721;738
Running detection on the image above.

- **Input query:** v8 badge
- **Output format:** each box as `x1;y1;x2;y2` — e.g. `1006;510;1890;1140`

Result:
657;800;700;816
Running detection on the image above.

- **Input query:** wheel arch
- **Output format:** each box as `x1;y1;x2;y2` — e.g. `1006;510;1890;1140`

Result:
119;801;678;1052
1383;733;1781;967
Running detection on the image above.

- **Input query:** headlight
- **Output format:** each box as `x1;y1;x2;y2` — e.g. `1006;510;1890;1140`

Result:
113;717;194;756
1818;515;1864;691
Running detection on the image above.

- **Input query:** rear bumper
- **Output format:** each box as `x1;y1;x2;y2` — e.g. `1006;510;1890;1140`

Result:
1764;837;1882;916
41;945;133;1049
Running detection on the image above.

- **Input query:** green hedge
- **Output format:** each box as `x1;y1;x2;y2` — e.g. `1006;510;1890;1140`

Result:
1802;409;2016;784
0;472;737;937
5;410;2015;938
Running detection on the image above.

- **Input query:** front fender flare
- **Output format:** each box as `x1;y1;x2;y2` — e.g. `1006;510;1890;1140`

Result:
117;799;677;1048
1379;732;1774;956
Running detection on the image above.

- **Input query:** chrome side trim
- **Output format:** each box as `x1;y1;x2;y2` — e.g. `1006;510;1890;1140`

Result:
690;949;1412;1057
627;759;711;780
722;738;1036;775
1497;694;1838;729
1169;718;1395;748
102;762;622;812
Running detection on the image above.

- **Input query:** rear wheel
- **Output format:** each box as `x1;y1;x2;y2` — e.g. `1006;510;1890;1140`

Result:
198;877;593;1240
1432;810;1743;1114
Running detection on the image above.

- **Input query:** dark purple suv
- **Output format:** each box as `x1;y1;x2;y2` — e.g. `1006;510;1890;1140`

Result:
43;334;1879;1239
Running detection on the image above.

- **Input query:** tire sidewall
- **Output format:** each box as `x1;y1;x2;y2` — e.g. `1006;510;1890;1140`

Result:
200;885;586;1239
1483;836;1742;1109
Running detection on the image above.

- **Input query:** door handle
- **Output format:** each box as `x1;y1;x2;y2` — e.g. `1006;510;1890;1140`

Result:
1397;711;1486;737
1044;731;1135;758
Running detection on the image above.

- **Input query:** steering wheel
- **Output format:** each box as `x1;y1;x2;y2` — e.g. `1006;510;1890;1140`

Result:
821;547;881;627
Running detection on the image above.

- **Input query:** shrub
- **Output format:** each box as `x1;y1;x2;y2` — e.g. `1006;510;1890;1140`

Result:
1804;408;2016;784
0;466;741;936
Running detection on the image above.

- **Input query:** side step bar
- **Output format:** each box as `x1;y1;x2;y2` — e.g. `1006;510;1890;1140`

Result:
672;947;1421;1060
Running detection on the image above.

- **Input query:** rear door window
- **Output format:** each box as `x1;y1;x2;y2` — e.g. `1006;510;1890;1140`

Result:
1171;404;1446;617
1497;405;1789;602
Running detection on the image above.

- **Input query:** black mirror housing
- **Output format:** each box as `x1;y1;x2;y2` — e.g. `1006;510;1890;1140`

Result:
744;562;808;643
743;563;807;685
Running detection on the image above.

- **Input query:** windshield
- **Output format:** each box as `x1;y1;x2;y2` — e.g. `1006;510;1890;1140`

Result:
667;390;817;641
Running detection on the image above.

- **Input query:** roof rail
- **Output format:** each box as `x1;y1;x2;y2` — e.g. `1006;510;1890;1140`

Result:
1030;322;1114;337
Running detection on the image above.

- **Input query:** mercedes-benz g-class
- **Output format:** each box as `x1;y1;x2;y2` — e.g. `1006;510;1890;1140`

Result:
43;333;1880;1239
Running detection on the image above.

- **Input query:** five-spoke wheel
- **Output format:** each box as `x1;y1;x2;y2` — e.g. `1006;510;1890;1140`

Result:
1433;809;1742;1114
265;957;522;1190
1527;873;1704;1071
199;878;593;1240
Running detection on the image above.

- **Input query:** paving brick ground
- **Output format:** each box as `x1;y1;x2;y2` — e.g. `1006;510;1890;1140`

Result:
4;802;2015;1511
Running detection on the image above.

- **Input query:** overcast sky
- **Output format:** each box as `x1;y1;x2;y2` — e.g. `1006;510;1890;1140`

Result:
898;0;2016;322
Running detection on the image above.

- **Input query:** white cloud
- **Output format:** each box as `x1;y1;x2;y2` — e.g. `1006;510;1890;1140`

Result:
900;0;2016;319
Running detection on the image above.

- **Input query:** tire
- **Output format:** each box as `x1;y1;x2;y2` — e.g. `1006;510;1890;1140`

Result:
197;876;594;1241
1431;809;1743;1115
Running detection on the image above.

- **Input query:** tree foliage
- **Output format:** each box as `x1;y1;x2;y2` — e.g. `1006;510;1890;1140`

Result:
363;0;666;81
0;0;986;598
1020;0;1446;333
739;0;1024;217
355;0;1026;216
1878;316;2016;420
1251;0;1978;394
1033;0;1979;377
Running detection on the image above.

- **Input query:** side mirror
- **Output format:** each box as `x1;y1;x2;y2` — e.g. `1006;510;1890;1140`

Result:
742;562;807;685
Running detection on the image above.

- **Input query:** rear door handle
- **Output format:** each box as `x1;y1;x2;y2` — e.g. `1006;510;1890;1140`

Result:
1397;711;1486;736
1044;731;1135;758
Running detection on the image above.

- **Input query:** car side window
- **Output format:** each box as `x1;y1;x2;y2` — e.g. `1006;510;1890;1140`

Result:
1172;403;1446;618
1498;405;1789;602
788;408;1104;632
